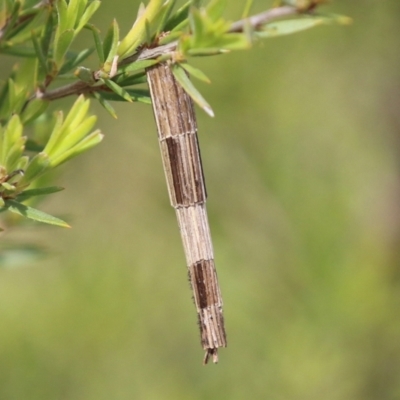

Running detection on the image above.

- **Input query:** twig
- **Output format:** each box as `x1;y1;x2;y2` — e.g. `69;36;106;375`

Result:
229;6;298;32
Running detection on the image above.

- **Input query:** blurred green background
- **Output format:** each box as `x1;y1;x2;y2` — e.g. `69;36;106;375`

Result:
1;1;400;399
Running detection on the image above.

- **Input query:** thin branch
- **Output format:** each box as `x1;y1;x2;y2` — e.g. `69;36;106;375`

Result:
229;6;298;32
38;81;90;101
41;5;301;101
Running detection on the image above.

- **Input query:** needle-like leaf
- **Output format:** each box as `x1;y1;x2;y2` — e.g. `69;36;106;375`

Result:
4;200;70;228
171;63;214;117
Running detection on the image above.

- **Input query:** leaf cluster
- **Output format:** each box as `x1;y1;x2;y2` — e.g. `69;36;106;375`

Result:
0;0;348;260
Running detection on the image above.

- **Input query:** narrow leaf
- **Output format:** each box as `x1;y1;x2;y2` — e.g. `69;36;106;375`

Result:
164;0;191;31
118;59;159;74
179;63;210;83
17;186;64;201
21;99;49;125
1;1;21;40
56;115;97;152
104;19;120;69
4;199;70;228
41;8;54;58
75;0;101;33
114;71;147;87
32;31;47;74
5;136;26;171
93;92;118;119
0;45;37;57
256;17;329;39
102;79;133;102
186;47;228;56
99;88;151;104
155;0;177;35
54;29;75;68
18;152;50;187
118;0;164;59
206;0;227;23
56;0;69;35
158;30;181;45
50;131;103;167
171;64;214;117
59;48;94;75
87;24;104;64
2;115;23;162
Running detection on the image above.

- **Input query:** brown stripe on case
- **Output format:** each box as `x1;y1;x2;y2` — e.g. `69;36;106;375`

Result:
159;133;207;207
189;259;221;309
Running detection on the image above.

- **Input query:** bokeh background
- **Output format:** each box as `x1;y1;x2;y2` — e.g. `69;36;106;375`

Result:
1;1;400;399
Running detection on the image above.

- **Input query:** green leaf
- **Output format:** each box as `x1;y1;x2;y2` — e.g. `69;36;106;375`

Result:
45;96;95;159
16;156;29;172
2;115;23;164
54;29;75;68
16;186;64;201
42;110;64;156
179;62;210;83
1;1;21;40
62;96;90;133
7;10;40;43
189;8;205;44
164;0;191;31
55;115;97;153
87;24;104;64
66;0;84;29
49;130;103;167
25;140;44;152
103;19;120;71
171;64;214;117
8;10;38;44
102;79;133;102
155;0;178;35
1;182;16;191
59;48;94;75
158;30;181;45
75;0;101;33
32;31;47;74
118;59;159;74
206;0;227;23
98;88;151;104
255;16;336;39
18;152;50;187
213;33;251;50
41;8;55;58
242;0;254;18
21;99;49;125
7;78;28;115
186;47;228;56
93;92;118;119
114;71;147;87
43;97;91;157
5;136;26;172
117;0;164;59
56;0;69;35
4;199;70;228
0;45;37;57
